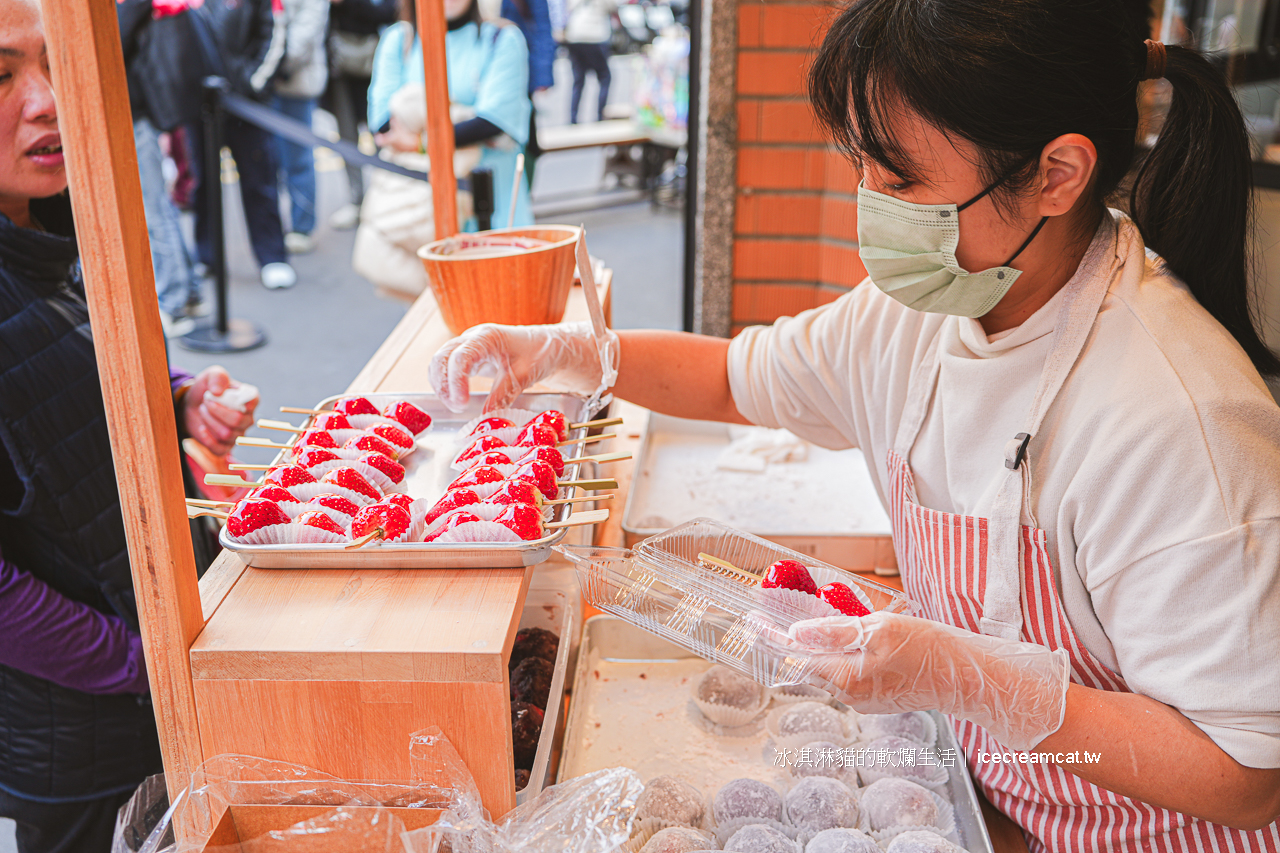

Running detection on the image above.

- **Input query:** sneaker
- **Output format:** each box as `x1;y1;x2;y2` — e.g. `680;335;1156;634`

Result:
329;203;361;230
183;293;212;318
284;231;316;254
261;262;298;290
159;310;196;338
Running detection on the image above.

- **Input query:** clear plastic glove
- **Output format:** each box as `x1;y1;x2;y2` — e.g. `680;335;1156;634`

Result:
789;612;1070;751
429;321;619;413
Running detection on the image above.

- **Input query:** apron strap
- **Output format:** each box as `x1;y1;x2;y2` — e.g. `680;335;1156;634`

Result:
981;220;1128;639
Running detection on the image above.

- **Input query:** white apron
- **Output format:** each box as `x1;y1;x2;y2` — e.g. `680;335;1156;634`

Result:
889;221;1280;852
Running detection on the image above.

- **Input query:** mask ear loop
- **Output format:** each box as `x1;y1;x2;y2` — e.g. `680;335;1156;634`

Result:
1000;216;1049;266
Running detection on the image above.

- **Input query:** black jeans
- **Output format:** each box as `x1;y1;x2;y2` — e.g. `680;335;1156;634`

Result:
0;787;135;853
187;114;288;270
567;41;611;123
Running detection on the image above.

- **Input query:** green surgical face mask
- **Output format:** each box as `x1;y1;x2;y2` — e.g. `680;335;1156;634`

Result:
857;179;1048;318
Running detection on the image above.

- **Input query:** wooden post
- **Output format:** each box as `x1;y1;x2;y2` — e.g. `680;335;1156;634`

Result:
416;0;460;239
40;0;205;807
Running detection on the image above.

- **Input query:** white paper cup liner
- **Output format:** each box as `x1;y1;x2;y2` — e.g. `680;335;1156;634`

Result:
713;817;795;848
231;523;347;546
687;700;767;738
758;587;842;623
855;713;937;749
285;482;378;506
433;519;524;544
866;789;954;846
316;428;369;446
768;702;857;749
275;499;314;519
691;667;770;728
627;825;718;853
634;778;711;832
343;414;399;432
769;683;835;705
450;444;524;472
303;459;396;494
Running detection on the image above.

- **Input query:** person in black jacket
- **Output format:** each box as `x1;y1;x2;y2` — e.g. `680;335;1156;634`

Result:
0;4;257;850
186;0;299;290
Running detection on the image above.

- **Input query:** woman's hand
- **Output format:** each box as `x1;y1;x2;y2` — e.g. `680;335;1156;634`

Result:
429;321;616;412
375;114;422;153
181;366;258;456
790;612;1070;751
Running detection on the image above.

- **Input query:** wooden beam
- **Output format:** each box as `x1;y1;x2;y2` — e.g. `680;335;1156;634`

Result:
416;0;460;239
40;0;205;806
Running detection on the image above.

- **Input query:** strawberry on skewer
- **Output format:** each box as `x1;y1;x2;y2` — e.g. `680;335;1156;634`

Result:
346;503;412;548
226;498;292;540
320;466;383;502
297;510;348;537
425;488;483;524
334;397;380;416
308;493;362;522
382;400;432;436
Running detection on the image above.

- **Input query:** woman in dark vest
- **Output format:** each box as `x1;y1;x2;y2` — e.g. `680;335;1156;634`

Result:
0;2;258;850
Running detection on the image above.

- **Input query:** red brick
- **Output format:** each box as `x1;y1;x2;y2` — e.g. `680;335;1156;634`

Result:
734;238;821;281
761;4;830;49
824;149;860;194
732;283;821;323
820;195;857;240
737;50;810;97
731;322;753;337
819;241;868;288
738;4;763;47
737;100;761;141
758;101;821;143
736;193;822;236
737;147;827;191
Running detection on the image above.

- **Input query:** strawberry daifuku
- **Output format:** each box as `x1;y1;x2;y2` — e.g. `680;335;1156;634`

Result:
264;465;317;488
351;503;412;541
308;493;361;519
529;410;568;440
227;498;291;538
818;582;870;617
762;559;818;595
384;401;432;435
359;451;405;485
320;466;382;501
297;510;347;536
314;412;352;431
334;396;380;416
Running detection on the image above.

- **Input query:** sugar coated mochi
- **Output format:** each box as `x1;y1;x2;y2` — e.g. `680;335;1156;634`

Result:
713;778;783;824
637;775;706;827
791;740;846;779
884;829;968;853
697;665;765;709
784;777;859;835
776;702;845;739
859;712;931;744
803;828;881;853
724;823;796;853
865;735;939;782
639;826;719;853
859;778;939;831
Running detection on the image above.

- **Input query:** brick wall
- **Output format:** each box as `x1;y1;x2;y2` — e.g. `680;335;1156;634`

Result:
731;0;866;335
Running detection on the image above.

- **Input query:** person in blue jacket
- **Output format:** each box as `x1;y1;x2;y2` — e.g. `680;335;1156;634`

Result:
369;0;533;228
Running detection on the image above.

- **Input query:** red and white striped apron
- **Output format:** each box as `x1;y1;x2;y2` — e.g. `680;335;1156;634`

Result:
887;224;1280;852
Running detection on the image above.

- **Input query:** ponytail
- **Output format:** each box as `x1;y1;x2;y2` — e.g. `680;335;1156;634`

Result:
1129;46;1280;375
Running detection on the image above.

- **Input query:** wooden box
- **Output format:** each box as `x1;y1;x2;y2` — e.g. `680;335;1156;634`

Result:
200;804;439;852
189;566;533;817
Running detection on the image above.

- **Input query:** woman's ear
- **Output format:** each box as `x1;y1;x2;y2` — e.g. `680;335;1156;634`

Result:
1037;133;1097;216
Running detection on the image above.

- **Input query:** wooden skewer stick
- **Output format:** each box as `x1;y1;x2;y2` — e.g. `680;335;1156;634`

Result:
546;508;609;529
557;432;616;448
542;494;613;506
185;498;235;507
344;531;381;550
258;419;305;433
228;463;272;471
697;552;762;586
187;506;228;520
569;416;624;430
558;478;617;490
280;406;328;416
573;451;631;465
237;436;293;450
205;473;260;488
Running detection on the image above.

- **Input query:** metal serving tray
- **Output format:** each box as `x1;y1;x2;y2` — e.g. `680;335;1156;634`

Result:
559;616;995;853
219;392;603;569
623;413;896;573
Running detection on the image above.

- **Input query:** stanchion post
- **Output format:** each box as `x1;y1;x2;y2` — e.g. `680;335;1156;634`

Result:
177;77;266;353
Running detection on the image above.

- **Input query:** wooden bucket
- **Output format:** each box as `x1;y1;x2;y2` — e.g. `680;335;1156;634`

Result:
418;226;580;336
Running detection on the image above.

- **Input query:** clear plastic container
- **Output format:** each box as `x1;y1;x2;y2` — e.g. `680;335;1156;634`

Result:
556;519;919;687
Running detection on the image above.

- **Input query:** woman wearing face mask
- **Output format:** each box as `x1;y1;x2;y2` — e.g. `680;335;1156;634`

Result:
367;0;532;229
431;0;1280;846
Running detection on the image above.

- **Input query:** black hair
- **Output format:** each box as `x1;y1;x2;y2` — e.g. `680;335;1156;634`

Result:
809;0;1280;376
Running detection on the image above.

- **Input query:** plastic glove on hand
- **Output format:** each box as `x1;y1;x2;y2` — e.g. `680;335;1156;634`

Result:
788;612;1070;751
428;321;619;413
